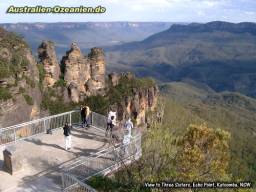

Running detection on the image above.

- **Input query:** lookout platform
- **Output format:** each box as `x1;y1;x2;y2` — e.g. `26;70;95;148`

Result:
0;126;108;192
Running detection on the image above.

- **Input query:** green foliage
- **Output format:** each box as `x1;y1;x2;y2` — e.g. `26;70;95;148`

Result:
40;88;75;115
108;76;156;104
0;87;12;100
0;59;11;79
0;30;30;80
54;79;66;88
37;64;45;88
161;82;256;183
23;94;33;105
84;95;109;114
24;76;35;88
175;124;231;181
89;97;254;192
0;31;28;50
88;175;150;192
18;87;25;94
41;98;73;114
88;176;122;192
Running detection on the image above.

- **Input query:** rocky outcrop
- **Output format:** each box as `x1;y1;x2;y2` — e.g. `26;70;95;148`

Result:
109;73;159;126
61;43;105;103
0;28;157;128
108;72;134;87
0;48;41;127
38;41;60;87
87;48;105;95
117;86;158;126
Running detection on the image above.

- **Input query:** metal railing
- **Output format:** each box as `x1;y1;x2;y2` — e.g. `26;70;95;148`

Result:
0;110;142;192
0;110;127;147
62;131;142;191
0;110;81;146
62;174;97;192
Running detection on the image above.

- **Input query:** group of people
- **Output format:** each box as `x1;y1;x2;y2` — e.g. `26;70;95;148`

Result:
106;110;134;155
63;106;134;152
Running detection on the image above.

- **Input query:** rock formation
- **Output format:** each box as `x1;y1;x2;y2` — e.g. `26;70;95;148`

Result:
0;28;158;128
109;73;159;126
86;48;105;95
38;41;60;87
61;43;105;103
0;26;42;128
108;72;134;87
119;86;158;126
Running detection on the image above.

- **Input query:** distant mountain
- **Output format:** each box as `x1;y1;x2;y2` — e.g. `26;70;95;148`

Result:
105;21;256;98
0;22;174;57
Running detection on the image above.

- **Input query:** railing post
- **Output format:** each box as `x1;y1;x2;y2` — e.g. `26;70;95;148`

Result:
61;173;65;190
91;112;93;126
43;119;46;133
69;112;72;125
14;129;16;142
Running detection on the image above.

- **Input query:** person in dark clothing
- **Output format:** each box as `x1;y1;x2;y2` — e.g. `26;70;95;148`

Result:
80;105;86;128
106;115;115;137
63;123;72;150
84;106;91;128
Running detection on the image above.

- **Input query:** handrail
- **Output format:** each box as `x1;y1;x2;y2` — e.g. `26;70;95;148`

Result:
62;131;142;191
0;110;79;131
62;173;97;192
65;132;141;171
0;110;81;146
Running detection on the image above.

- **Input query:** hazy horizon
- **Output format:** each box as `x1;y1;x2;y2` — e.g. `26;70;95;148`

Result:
1;21;255;25
0;0;256;23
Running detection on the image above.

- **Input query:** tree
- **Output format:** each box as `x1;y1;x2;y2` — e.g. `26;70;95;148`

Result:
175;124;231;182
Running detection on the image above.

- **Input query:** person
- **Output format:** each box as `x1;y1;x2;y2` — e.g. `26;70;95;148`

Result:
80;105;86;128
122;128;132;156
84;105;91;128
106;110;116;136
124;118;133;136
63;123;72;150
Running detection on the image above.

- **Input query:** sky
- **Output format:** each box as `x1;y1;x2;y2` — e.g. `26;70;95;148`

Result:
0;0;256;23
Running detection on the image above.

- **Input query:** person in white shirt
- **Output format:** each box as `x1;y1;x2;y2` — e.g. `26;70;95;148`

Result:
122;118;133;155
106;110;116;136
124;118;133;136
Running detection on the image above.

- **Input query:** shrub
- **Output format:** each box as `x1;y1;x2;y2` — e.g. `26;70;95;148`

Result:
37;64;45;85
0;87;12;100
25;76;35;88
0;60;11;79
84;95;109;114
23;94;33;105
40;92;76;115
19;87;25;94
54;79;66;88
107;76;156;105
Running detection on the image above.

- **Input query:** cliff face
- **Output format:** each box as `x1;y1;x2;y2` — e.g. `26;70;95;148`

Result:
118;86;158;125
61;43;105;103
38;41;60;87
87;48;105;95
0;29;158;127
108;73;159;126
0;28;41;127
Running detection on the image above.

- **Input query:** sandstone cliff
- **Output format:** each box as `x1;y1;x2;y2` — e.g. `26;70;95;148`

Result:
107;73;158;126
38;41;60;87
0;28;41;127
61;43;105;103
0;29;158;128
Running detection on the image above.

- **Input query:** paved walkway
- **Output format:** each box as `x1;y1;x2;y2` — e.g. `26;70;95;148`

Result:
0;126;109;192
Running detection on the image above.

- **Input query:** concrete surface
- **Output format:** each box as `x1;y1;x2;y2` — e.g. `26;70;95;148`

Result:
0;126;109;192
